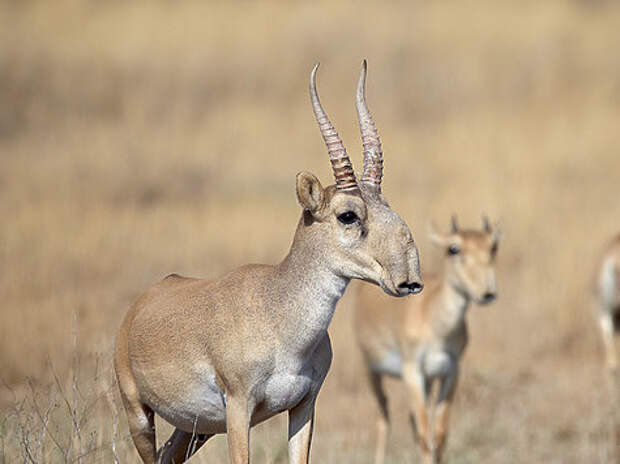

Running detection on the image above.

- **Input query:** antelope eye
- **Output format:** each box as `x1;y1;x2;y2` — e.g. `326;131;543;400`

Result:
337;211;359;225
448;245;460;255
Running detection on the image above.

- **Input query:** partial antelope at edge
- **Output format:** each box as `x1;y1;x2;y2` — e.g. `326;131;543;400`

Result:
594;233;620;373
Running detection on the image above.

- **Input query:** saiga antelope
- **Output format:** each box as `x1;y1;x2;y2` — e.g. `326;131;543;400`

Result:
114;61;424;464
594;233;620;372
355;216;500;464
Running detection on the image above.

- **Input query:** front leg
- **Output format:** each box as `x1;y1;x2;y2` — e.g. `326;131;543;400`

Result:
288;332;332;464
402;361;432;463
434;365;459;463
226;395;252;464
288;396;315;464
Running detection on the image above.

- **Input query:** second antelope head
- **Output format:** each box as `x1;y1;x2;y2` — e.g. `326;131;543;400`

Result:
429;215;501;304
297;61;422;297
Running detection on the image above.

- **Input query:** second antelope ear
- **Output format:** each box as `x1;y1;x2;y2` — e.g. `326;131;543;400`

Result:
428;221;450;247
492;226;503;244
296;171;325;215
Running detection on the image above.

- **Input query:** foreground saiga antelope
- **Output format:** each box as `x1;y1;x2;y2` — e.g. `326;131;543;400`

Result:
594;233;620;372
355;216;500;464
114;61;423;464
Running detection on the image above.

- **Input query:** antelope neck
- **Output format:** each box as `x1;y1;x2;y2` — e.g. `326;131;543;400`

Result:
272;218;350;354
437;273;471;327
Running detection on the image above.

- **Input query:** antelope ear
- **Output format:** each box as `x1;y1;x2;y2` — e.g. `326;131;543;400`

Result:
492;226;503;245
428;221;459;248
428;221;449;247
483;216;502;244
296;171;325;215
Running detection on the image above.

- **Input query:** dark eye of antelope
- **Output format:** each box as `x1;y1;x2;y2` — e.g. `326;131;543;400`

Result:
448;245;460;256
337;211;359;225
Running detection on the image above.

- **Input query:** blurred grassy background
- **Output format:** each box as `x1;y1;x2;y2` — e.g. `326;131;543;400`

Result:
1;0;620;462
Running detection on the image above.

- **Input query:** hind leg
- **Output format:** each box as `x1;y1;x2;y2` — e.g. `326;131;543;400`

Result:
118;387;156;463
157;429;213;463
116;347;156;462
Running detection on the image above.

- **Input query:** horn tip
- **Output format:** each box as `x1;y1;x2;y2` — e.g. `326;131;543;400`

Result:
310;63;320;85
357;60;367;95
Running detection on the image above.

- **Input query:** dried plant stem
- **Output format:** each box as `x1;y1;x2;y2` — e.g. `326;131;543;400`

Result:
28;381;68;461
107;388;120;464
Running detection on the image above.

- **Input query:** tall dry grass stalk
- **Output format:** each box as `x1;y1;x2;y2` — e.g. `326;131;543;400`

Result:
0;318;128;463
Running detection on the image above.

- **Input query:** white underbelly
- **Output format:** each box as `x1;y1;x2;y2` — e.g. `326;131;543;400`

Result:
422;350;455;378
371;349;403;377
143;363;228;434
139;363;314;434
263;373;313;413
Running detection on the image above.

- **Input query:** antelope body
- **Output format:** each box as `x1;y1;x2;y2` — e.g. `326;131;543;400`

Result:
114;62;423;464
594;233;620;372
355;217;500;464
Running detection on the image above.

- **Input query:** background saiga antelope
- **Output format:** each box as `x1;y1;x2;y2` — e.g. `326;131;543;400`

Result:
594;234;620;372
355;216;500;464
114;62;422;464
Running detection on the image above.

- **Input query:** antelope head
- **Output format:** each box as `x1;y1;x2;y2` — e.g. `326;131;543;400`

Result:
429;215;501;304
296;61;423;297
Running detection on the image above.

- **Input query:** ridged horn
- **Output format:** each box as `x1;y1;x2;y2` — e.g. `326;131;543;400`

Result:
310;63;359;192
356;59;383;192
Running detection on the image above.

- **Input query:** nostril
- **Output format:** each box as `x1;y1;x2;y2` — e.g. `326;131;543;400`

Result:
398;281;424;294
482;292;496;302
411;282;423;294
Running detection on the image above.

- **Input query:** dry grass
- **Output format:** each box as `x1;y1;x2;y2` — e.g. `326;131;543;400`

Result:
1;0;620;462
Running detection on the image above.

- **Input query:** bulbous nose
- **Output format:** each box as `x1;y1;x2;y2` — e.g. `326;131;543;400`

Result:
398;280;424;295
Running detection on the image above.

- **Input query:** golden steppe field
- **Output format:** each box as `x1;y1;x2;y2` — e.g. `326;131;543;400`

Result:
1;1;620;462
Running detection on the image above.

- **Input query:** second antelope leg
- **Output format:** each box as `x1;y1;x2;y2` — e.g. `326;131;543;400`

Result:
367;368;389;464
156;429;213;464
433;367;459;463
403;361;432;463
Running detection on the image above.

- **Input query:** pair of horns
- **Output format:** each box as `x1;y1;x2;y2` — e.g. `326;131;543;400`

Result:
450;215;493;233
310;60;383;193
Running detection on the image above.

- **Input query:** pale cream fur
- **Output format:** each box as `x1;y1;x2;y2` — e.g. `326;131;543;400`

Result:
114;62;423;464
